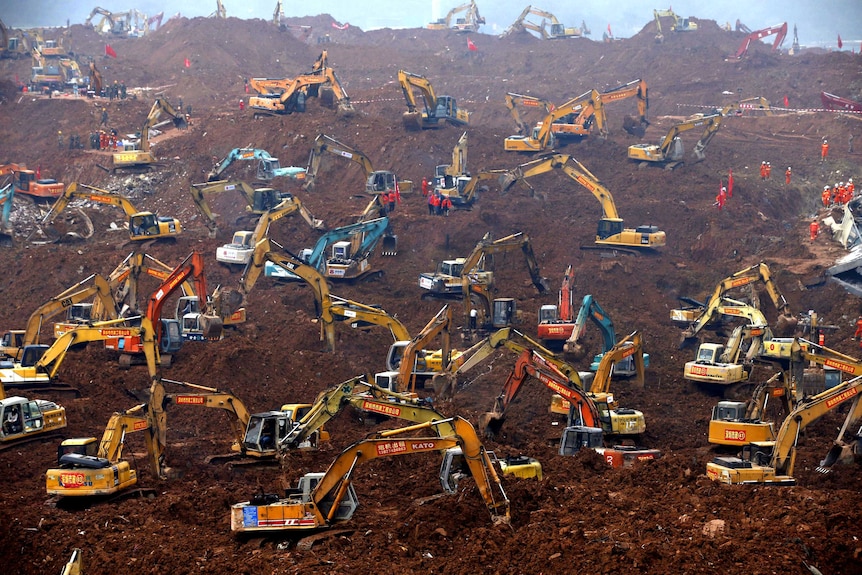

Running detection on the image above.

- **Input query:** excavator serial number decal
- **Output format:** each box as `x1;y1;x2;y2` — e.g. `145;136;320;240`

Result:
688;365;709;376
99;329;133;337
724;429;746;441
375;440;408;456
59;473;87;487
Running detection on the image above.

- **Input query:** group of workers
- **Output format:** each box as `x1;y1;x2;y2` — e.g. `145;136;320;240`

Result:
821;179;855;208
421;176;453;216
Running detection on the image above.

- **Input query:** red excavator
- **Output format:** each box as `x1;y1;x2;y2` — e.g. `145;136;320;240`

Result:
728;23;787;60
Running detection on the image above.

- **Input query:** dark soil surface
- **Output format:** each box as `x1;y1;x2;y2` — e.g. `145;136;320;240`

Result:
1;15;861;575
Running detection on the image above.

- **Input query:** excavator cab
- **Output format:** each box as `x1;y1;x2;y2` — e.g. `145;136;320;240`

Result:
365;171;397;194
257;158;281;180
251;188;283;212
558;425;603;456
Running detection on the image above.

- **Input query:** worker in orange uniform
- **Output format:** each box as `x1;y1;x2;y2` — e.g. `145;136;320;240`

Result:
441;194;453;216
421;177;429;197
821;139;829;162
848;178;855;199
765;162;772;179
715;187;727;210
809;219;820;242
239;100;245;111
759;161;767;180
854;315;862;340
822;186;831;208
785;167;792;185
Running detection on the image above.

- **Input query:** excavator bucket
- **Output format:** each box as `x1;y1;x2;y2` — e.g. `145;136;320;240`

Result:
563;341;587;359
818;441;860;471
622;115;647;137
0;225;12;247
775;313;798;336
381;233;397;256
477;411;505;438
39;208;94;243
199;314;224;340
498;172;520;192
402;111;422;131
431;372;457;399
211;287;245;317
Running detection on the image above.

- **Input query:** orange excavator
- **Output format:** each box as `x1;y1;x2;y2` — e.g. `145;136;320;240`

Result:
0;163;64;199
728;22;787;60
104;251;223;367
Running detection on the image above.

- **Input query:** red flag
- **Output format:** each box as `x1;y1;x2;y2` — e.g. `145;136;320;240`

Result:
184;57;190;68
838;34;843;49
467;38;477;51
783;95;789;107
607;23;612;36
105;44;117;58
727;169;734;198
331;21;349;30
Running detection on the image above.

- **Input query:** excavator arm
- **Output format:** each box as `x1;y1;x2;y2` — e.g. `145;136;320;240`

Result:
249;68;354;118
563;294;617;356
238;237;336;351
188;180;258;236
396;305;453;393
163;378;252;452
398;69;469;130
303;133;375;190
731;22;787;59
206;148;306;182
590;331;645;394
329;295;411;341
480;348;601;436
504;93;553;136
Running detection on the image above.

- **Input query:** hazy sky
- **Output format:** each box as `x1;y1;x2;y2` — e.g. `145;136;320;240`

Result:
3;0;859;47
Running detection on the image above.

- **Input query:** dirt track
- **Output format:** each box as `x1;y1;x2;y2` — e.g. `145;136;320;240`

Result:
1;14;861;575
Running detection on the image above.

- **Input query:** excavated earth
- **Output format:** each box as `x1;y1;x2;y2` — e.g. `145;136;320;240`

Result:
1;15;861;575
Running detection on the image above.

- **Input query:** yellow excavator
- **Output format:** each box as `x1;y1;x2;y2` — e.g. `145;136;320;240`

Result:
706;375;862;485
501;154;666;251
42;183;182;243
113;97;187;170
502;6;584;39
1;382;67;450
248;67;354;118
231;416;509;534
0;273;118;360
398;69;470;130
305;133;408;193
673;262;796;344
0;317;161;393
628;100;751;168
188;179;322;238
427;1;486;33
419;231;548;298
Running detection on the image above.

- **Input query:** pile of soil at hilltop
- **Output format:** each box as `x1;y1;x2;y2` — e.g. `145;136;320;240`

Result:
1;15;861;575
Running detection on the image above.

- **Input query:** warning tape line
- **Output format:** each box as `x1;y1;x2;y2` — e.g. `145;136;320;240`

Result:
677;103;862;114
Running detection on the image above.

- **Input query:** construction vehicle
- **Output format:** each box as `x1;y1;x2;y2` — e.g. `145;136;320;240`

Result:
217;204;325;267
248;51;330;97
248;67;355;118
653;8;697;42
708;371;794;447
0;383;67;449
206;148;306;182
85;7;148;36
706;376;862;485
0;183;12;242
432;131;471;198
88;60;102;96
503;79;648;150
221;237;338;351
502;6;583;39
628;100;753;168
478;343;646;441
112;97;187;170
398;69;470;130
540;292;649;376
264;217;392;279
427;1;486;33
0;317;159;392
304;133;413;195
820;91;862;114
419;231;548;298
190;179;322;240
504;93;554;138
0;19;31;59
627;113;720;168
437;169;510;209
728;22;787;60
231;416;509;533
375;305;459;394
673;262;796;344
0;272;119;354
0;163;64;199
501;154;666;251
45;402;159;498
42;183;182;243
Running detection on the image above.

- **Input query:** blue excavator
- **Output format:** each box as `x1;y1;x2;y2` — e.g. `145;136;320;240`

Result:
266;216;395;282
207;148;306;182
